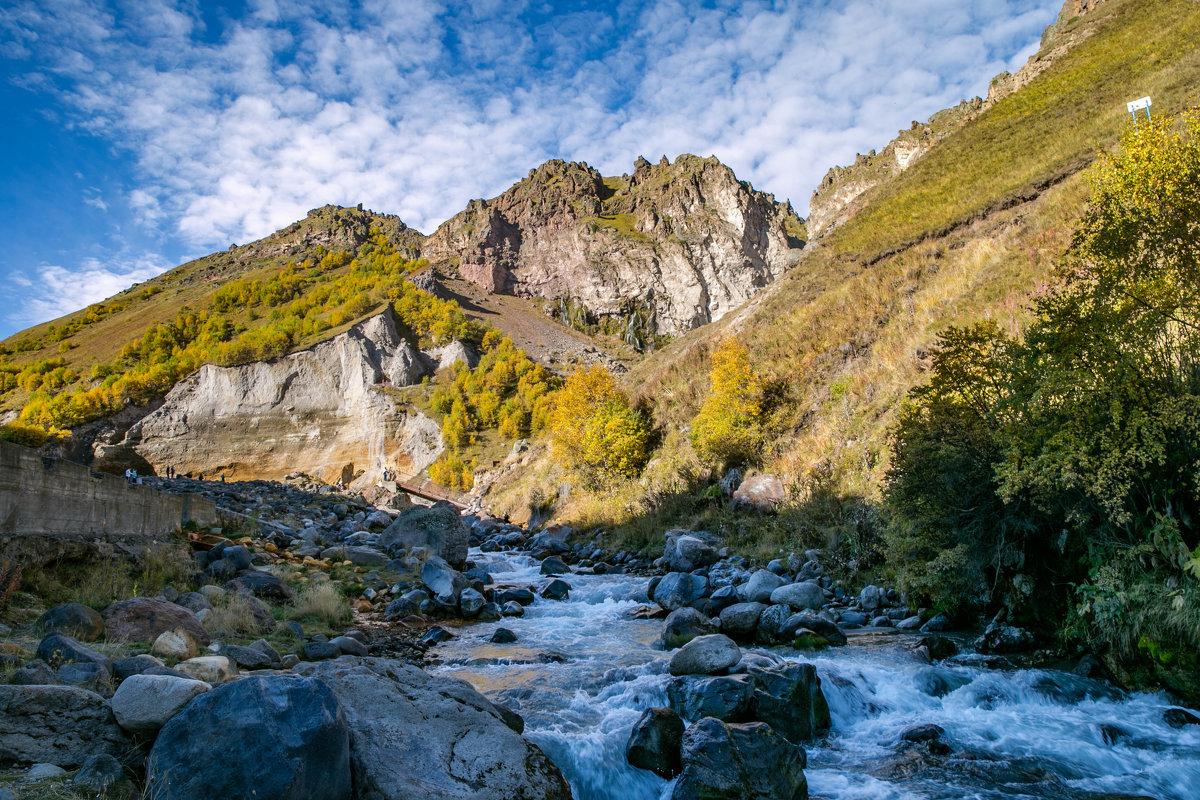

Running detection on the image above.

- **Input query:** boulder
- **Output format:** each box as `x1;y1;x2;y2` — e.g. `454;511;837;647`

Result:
662;531;720;572
421;556;470;598
491;628;518;644
0;685;130;767
152;629;202;661
458;588;486;617
501;600;526;617
72;753;128;794
743;662;831;743
669;634;742;676
293;657;571;800
740;569;786;603
539;556;570;575
782;611;847;646
667;674;755;722
380;502;469;569
625;707;684;779
496;587;536;606
222;643;279;669
226;570;294;601
769;581;825;611
755;604;793;645
321;546;390;568
975;621;1035;654
653;572;709;611
56;661;113;696
35;633;112;678
717;602;766;641
661;608;718;649
174;655;237;684
109;674;211;735
147;675;352;800
858;585;883;611
540;578;571;601
174;592;213;614
730;474;788;512
103;598;211;645
37;603;105;641
670;718;807;800
920;613;953;633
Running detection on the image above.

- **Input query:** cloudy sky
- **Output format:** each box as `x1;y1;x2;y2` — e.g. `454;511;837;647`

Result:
0;0;1060;338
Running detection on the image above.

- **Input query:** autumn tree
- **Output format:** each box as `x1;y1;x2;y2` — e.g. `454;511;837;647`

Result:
549;365;650;487
689;338;764;466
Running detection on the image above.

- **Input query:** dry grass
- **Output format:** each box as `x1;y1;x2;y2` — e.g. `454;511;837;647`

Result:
287;581;351;628
204;592;275;639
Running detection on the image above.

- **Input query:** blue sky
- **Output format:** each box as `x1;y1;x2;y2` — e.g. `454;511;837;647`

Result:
0;0;1060;339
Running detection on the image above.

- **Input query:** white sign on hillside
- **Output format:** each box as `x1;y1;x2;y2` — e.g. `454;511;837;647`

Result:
1127;96;1152;123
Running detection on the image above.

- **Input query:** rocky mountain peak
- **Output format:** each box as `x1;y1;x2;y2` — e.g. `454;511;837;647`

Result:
424;154;804;337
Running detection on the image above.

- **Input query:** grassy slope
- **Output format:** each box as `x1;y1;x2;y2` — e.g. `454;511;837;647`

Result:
484;0;1200;554
0;207;420;416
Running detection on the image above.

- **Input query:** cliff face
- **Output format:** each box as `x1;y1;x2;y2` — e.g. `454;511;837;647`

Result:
807;0;1108;240
96;308;445;488
424;155;804;336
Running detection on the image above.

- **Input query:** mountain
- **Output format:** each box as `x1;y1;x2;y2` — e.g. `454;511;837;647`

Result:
479;0;1200;529
425;155;804;339
0;155;800;485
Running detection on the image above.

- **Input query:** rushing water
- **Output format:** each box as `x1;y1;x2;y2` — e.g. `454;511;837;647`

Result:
432;549;1200;800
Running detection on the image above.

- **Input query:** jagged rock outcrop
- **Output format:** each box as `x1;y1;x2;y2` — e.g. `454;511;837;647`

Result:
424;155;804;337
807;0;1108;240
96;308;447;487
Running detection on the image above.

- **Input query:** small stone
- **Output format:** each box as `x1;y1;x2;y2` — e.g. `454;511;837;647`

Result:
668;634;742;676
541;578;571;601
110;674;212;734
490;628;518;644
331;636;368;657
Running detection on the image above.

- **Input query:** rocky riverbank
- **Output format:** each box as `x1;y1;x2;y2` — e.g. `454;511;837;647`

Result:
3;475;1198;799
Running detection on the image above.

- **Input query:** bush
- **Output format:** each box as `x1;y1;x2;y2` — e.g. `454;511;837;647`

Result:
428;451;475;491
549;366;651;487
884;113;1200;658
690;339;764;466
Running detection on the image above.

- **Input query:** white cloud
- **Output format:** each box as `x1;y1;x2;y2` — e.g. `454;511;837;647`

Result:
4;0;1060;296
7;257;168;326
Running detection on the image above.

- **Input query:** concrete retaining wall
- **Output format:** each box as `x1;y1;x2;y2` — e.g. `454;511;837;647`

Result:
0;440;216;561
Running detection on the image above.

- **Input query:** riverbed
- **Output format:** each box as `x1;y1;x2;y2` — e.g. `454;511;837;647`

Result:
432;549;1200;800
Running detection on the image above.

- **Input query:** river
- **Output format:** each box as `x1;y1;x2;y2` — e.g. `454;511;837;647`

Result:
432;549;1200;800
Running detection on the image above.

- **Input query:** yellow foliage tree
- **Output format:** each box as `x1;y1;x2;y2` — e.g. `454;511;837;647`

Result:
549;366;650;486
690;338;764;466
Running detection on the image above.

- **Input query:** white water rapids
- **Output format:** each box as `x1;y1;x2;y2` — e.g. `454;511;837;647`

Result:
432;549;1200;800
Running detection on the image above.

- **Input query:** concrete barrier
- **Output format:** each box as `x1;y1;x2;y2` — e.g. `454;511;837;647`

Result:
0;440;216;563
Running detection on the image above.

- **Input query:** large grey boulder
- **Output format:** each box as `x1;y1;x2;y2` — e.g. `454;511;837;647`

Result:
35;633;112;678
667;674;755;722
625;707;684;779
103;598;210;645
661;608;718;649
380;502;469;569
147;675;351;800
662;530;720;572
0;685;130;767
37;603;105;641
670;718;807;800
421;556;469;598
294;657;571;800
653;572;709;611
668;634;742;676
743;662;831;744
110;674;211;734
717;602;766;641
730;474;787;512
770;581;826;611
740;569;786;603
782;611;847;646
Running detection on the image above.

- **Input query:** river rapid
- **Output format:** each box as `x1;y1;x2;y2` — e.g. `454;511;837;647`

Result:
431;549;1200;800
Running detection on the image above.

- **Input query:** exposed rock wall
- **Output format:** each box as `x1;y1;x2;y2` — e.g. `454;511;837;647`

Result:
424;155;804;336
98;308;446;488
